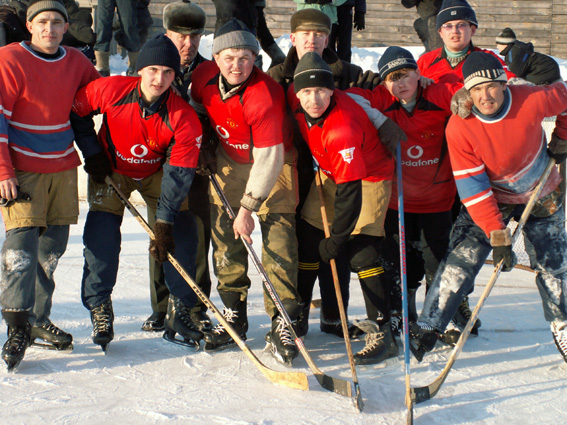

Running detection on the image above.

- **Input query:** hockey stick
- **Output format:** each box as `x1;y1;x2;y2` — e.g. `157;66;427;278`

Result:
314;169;363;412
209;174;355;400
105;176;309;391
396;145;413;424
411;157;557;404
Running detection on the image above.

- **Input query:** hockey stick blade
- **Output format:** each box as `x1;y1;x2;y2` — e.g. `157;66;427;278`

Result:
410;158;556;405
209;174;354;400
105;177;309;391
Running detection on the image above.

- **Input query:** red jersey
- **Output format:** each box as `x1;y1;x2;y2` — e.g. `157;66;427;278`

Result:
418;45;515;84
348;82;461;213
288;88;394;184
73;76;202;180
191;61;292;164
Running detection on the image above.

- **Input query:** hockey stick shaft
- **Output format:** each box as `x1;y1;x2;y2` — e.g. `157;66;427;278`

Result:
105;176;309;391
396;145;413;424
209;174;354;399
411;157;557;404
314;169;363;411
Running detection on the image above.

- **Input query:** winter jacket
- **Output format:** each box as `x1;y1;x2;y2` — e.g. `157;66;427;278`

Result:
401;0;442;19
173;52;208;102
500;40;561;86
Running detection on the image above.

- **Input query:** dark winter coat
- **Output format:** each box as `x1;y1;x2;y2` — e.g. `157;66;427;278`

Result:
500;40;561;86
0;5;28;45
173;52;208;102
401;0;442;19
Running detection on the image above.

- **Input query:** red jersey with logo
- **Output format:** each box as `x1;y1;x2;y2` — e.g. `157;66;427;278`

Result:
191;61;292;164
73;76;202;180
288;88;394;184
348;82;461;213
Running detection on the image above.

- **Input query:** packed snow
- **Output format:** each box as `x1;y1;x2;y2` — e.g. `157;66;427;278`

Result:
2;35;567;425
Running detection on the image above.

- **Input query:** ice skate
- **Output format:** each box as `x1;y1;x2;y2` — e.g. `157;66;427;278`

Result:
2;324;31;372
353;320;399;365
453;296;481;335
439;320;461;347
141;311;166;332
30;320;73;351
268;316;298;366
204;292;247;351
90;299;114;352
163;297;203;348
551;320;567;363
409;321;439;362
190;310;213;332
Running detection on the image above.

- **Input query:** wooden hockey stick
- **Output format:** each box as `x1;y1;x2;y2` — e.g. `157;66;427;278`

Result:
209;174;355;401
106;176;309;391
411;158;557;404
314;169;363;412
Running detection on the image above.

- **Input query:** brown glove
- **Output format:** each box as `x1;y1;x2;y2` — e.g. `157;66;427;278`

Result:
490;228;516;272
548;132;567;164
450;87;474;119
150;221;174;262
378;117;407;154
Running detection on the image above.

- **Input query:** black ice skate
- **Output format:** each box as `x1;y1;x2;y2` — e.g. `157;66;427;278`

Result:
163;297;203;348
204;292;247;351
90;299;114;352
453;296;481;335
353;320;399;366
409;321;439;362
30;320;73;351
320;316;365;339
141;311;166;332
268;316;298;366
2;324;31;372
190;310;213;332
438;320;461;347
551;320;567;363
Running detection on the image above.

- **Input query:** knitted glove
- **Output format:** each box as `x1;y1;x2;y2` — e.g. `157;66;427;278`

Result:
490;228;516;272
378;117;407;154
319;237;340;263
548;132;567;164
450;87;474;119
84;151;112;184
150;222;174;262
353;12;365;31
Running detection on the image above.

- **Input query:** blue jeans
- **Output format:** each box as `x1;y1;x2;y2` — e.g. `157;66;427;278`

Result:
94;0;140;52
420;205;567;331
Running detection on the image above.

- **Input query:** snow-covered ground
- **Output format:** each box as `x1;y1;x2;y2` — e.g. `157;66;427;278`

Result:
2;35;567;424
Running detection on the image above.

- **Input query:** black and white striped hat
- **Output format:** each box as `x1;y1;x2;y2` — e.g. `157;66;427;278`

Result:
462;52;507;90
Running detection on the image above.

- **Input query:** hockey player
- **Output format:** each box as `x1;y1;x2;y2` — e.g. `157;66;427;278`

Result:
347;46;462;344
0;0;100;370
289;52;396;365
190;19;303;365
71;34;204;351
141;0;212;334
410;52;567;364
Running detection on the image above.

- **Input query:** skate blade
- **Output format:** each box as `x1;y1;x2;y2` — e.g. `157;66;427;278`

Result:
267;343;295;367
30;341;74;351
355;357;401;376
5;359;22;373
163;332;200;350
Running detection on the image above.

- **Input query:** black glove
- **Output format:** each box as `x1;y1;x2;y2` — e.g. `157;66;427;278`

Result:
0;187;31;207
150;222;174;262
354;11;365;31
319;237;340;263
548;132;567;164
84;151;112;184
378;117;407;154
490;229;516;272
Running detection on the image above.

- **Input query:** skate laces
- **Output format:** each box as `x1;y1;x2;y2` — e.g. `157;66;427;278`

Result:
358;331;384;355
40;321;64;336
457;297;473;321
211;308;238;334
551;320;567;353
92;304;113;333
274;317;294;346
5;328;29;352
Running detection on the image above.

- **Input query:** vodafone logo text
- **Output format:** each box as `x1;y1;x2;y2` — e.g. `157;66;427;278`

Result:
402;145;439;167
216;125;250;150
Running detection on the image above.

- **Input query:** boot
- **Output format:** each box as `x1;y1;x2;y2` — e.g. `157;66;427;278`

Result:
163;296;203;348
141;311;166;332
353;320;399;365
94;50;110;77
30;320;73;350
1;311;31;371
408;321;439;362
268;301;302;365
453;296;481;334
190;309;213;332
551;320;567;363
126;51;139;76
295;305;310;338
439;320;461;346
90;298;114;352
264;42;286;69
204;291;248;351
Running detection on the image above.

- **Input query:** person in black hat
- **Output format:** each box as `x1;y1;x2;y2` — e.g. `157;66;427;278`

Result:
410;51;567;364
71;34;206;352
495;27;561;86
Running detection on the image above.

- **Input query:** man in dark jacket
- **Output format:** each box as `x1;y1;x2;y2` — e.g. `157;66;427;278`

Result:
401;0;443;52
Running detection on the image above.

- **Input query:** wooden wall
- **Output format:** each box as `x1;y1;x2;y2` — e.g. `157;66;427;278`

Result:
82;0;567;59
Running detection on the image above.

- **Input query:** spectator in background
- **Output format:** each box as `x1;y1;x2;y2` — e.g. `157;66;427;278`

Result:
114;0;153;75
495;27;561;86
94;0;140;76
328;0;365;62
401;0;442;53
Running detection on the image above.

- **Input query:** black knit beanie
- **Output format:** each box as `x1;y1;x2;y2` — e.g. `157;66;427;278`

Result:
436;0;478;30
378;46;418;80
136;34;181;75
163;0;206;35
495;28;516;45
293;52;334;93
212;18;259;55
27;0;68;22
462;52;507;90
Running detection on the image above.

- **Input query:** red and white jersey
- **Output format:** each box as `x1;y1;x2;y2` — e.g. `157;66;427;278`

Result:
288;88;394;184
348;82;461;213
191;61;292;164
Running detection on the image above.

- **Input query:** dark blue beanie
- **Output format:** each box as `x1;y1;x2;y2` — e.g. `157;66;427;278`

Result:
378;46;418;80
436;0;478;30
135;34;181;75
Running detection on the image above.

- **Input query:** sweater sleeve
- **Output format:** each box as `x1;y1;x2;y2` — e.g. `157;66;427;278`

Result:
240;144;284;211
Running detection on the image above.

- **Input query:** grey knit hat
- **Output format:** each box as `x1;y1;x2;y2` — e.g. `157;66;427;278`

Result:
290;9;332;35
495;28;516;45
293;52;334;93
436;0;478;30
27;0;68;22
212;18;259;56
163;0;206;35
462;51;507;90
136;34;181;76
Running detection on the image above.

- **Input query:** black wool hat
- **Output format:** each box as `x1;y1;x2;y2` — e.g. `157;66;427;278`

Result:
163;0;206;35
378;46;418;80
26;0;68;22
212;18;259;55
462;51;507;90
495;27;516;45
436;0;478;30
136;34;181;75
290;9;332;35
293;51;334;93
